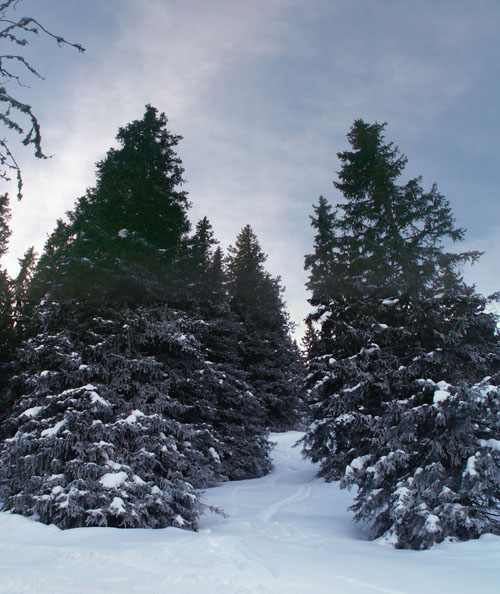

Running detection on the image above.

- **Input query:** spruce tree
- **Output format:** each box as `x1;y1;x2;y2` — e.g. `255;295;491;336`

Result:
33;105;190;306
12;246;37;338
303;120;500;548
304;196;339;301
227;225;304;430
0;299;271;528
0;108;272;529
185;217;220;308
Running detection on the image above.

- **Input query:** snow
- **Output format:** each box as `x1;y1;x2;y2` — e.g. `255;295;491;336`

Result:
40;420;65;437
0;432;499;593
423;514;442;534
345;454;371;476
19;406;44;419
433;380;452;404
124;410;145;424
99;471;128;489
464;454;479;477
479;438;500;451
88;392;110;407
381;298;399;306
360;343;380;355
109;497;126;515
208;447;221;463
106;460;123;471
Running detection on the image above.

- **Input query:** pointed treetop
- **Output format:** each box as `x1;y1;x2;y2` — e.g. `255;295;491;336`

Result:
312;119;482;298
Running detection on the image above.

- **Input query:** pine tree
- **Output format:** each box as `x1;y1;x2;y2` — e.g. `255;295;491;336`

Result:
12;246;37;338
304;196;339;301
227;225;304;430
0;109;273;529
331;119;480;296
0;268;13;382
33;105;191;306
205;246;228;307
185;217;220;308
303;120;500;548
0;300;272;528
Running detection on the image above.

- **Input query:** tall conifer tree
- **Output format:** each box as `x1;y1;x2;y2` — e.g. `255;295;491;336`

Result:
304;196;339;302
303;120;500;548
0;108;272;529
34;105;190;305
227;225;304;430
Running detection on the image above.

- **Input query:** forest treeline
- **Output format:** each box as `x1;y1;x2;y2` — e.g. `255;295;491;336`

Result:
0;107;499;549
0;106;303;530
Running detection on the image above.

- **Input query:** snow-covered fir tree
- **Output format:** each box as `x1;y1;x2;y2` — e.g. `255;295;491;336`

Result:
302;119;500;548
0;300;271;528
227;225;304;430
0;107;272;529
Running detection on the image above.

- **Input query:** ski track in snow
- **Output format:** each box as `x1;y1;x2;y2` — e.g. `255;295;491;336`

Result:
1;431;499;594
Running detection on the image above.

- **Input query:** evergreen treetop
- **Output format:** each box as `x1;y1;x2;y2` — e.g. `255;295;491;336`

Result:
304;195;338;301
227;224;287;330
226;224;304;430
87;104;190;250
32;106;191;305
319;119;482;298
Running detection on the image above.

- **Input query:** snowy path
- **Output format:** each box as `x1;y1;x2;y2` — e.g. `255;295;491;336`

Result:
1;432;499;594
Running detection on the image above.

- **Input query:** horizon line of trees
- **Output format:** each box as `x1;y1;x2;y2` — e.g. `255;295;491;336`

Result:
0;105;498;550
0;105;304;530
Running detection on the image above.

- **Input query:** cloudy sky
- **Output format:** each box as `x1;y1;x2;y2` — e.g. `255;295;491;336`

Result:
3;0;500;336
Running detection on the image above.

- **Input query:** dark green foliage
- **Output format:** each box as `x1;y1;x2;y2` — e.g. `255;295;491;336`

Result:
185;218;225;310
303;119;500;548
347;375;500;549
12;246;37;337
322;119;480;298
304;196;338;301
0;268;13;369
90;104;189;250
227;225;304;430
0;194;13;361
0;193;15;419
227;225;268;322
0;302;201;528
32;105;191;306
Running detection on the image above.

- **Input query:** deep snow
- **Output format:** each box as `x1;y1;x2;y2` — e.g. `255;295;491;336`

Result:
1;432;499;594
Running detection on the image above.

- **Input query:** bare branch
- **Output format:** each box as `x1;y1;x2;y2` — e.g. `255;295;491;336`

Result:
0;0;85;199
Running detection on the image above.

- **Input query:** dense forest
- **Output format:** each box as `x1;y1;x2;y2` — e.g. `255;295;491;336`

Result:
0;107;498;549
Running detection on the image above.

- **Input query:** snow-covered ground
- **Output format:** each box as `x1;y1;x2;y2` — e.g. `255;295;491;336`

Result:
1;432;499;594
